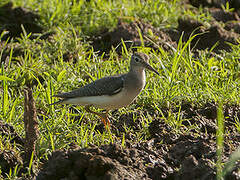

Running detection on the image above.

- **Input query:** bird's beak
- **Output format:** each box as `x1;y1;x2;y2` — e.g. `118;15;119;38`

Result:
144;62;159;75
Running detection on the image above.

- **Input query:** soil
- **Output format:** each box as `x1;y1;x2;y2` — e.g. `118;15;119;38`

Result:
0;121;23;177
35;103;240;180
0;2;52;64
92;14;240;54
189;0;240;9
1;102;239;179
0;1;240;180
91;1;240;55
91;19;178;54
0;2;42;40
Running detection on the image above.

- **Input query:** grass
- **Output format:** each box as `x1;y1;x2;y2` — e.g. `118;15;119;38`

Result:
0;0;240;178
216;101;224;180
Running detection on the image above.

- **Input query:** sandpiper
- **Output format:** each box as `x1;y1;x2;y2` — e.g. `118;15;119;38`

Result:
50;52;159;128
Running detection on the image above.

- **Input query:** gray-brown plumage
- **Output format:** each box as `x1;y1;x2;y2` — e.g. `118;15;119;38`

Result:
51;75;125;103
50;52;159;128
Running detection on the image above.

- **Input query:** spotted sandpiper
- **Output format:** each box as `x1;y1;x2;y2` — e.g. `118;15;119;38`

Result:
50;52;159;128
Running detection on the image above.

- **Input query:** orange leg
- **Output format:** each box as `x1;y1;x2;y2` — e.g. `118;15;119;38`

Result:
85;106;110;129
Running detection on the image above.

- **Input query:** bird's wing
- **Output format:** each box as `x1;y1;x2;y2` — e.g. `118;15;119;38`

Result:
53;75;125;98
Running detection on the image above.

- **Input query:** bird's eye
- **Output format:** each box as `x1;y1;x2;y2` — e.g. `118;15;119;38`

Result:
135;57;140;62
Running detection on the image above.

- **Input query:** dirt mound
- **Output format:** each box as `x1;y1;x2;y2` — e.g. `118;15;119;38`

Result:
36;143;149;180
36;103;240;180
0;120;23;145
91;19;177;54
0;2;54;64
92;17;240;54
189;0;240;9
92;3;240;54
166;4;240;53
173;17;239;53
0;2;42;40
148;103;240;179
36;132;240;180
0;121;24;176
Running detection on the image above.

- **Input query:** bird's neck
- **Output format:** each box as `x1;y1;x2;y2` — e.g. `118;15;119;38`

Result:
127;68;146;90
129;65;145;75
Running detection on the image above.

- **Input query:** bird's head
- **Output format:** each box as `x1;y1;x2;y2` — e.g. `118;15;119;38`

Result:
130;52;159;75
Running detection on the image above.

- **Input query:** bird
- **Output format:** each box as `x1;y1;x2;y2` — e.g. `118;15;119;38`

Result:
50;52;159;128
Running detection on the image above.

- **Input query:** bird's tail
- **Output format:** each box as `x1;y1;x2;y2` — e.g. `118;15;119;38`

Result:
49;99;65;106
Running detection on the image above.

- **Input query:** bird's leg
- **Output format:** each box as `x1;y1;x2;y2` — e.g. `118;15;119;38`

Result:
85;106;110;129
105;110;110;127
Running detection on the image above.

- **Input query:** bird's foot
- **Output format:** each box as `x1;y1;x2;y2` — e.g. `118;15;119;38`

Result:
85;106;111;130
99;113;111;130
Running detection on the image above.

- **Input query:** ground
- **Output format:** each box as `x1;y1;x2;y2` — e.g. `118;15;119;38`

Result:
36;103;240;180
0;0;240;179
